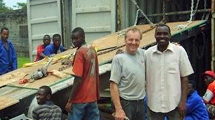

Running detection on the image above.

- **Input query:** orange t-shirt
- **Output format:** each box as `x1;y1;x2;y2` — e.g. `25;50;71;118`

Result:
206;81;215;105
71;45;99;103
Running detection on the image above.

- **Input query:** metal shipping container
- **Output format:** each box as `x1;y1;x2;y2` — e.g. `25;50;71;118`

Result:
27;0;116;61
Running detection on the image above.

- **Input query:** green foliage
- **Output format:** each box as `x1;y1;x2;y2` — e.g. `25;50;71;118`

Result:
0;0;12;12
18;57;30;68
13;2;27;10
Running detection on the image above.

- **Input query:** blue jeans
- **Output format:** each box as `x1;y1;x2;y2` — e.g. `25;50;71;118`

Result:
120;97;146;120
68;102;100;120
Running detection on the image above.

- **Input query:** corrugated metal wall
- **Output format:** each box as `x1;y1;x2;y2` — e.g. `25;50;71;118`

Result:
119;0;210;29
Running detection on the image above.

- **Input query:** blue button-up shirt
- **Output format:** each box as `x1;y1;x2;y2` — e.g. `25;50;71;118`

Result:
0;38;17;75
185;90;209;120
43;43;65;56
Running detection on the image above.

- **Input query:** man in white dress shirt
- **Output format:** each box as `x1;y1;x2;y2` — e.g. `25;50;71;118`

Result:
145;24;194;120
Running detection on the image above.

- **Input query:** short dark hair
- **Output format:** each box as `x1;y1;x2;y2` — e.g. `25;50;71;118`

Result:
72;27;85;37
155;23;171;34
39;85;52;95
43;34;51;39
1;27;9;33
52;34;61;41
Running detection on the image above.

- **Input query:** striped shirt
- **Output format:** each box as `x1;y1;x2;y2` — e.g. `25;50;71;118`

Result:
32;101;62;120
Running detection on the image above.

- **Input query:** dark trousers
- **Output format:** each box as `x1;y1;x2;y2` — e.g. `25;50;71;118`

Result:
147;107;180;120
120;98;146;120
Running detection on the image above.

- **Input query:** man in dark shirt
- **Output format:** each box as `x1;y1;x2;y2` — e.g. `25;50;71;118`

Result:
32;85;62;120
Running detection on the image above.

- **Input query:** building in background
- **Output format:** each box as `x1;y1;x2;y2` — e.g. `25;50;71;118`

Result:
0;10;28;57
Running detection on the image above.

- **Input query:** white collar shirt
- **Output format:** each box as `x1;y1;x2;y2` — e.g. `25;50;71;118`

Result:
145;43;194;113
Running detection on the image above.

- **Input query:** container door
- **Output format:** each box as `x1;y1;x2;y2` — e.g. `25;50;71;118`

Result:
27;0;62;61
71;0;116;43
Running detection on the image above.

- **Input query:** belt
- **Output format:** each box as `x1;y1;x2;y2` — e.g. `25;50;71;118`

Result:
120;97;144;102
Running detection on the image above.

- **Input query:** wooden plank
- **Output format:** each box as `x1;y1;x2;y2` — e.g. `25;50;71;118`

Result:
8;74;71;89
0;72;28;87
0;96;19;110
2;20;206;89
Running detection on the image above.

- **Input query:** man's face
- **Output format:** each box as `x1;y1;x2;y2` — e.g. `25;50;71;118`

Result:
1;30;9;41
53;36;61;47
187;83;194;96
72;32;84;48
204;75;214;86
36;88;49;105
155;26;171;46
125;31;141;54
43;36;51;47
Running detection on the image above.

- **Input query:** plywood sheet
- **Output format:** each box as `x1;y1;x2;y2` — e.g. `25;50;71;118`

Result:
0;96;19;110
1;20;206;89
8;72;72;89
0;72;28;87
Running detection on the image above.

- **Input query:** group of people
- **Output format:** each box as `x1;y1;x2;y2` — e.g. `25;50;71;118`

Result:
31;25;215;120
0;27;67;76
1;24;214;120
109;24;214;120
32;27;100;120
110;24;194;120
35;34;66;61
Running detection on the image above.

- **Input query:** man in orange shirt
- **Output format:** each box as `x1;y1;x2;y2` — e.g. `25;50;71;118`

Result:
65;27;100;120
35;35;51;61
203;70;215;118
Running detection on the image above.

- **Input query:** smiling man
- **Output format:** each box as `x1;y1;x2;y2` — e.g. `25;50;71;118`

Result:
110;27;146;120
32;86;62;120
145;24;194;120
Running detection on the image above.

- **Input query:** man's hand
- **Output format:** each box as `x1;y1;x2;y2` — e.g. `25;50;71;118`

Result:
65;102;72;112
114;108;126;120
178;101;186;120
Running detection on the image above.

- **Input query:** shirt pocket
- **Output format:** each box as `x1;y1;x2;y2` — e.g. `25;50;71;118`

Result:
168;62;178;74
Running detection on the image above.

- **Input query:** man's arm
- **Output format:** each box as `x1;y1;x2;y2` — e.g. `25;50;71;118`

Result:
178;76;188;119
65;76;82;112
10;43;17;70
32;109;38;120
203;87;214;103
110;81;125;120
40;52;46;58
68;76;82;101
